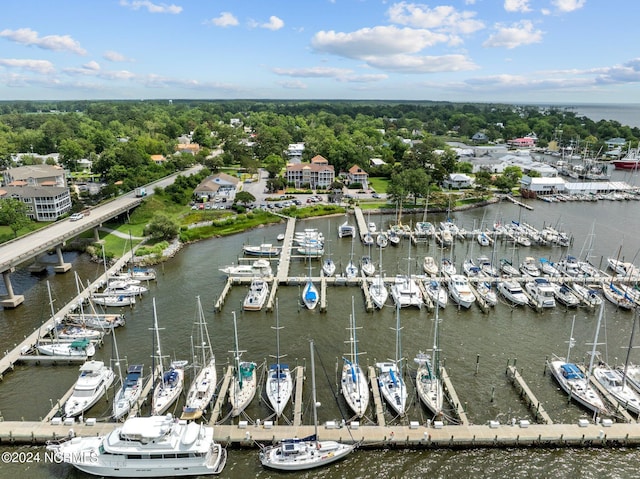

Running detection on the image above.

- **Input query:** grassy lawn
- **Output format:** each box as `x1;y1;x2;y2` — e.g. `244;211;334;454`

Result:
368;177;389;193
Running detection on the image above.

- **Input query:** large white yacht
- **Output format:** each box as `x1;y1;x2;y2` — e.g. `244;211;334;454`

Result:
390;275;423;308
47;414;227;477
446;274;476;309
65;360;115;417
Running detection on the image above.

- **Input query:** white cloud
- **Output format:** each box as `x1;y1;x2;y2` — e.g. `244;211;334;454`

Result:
366;54;478;73
0;58;55;74
119;0;182;14
339;74;389;83
278;80;307;89
82;61;101;71
261;16;284;31
272;66;354;78
210;12;238;27
483;20;543;48
104;50;134;62
386;3;484;35
551;0;586;13
504;0;532;13
312;26;448;59
0;28;86;55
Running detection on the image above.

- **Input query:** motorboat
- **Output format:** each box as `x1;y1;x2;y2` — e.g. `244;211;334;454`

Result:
497;281;529;306
47;414;227;477
446;274;476;309
259;340;354;471
390;275;423;308
423;280;448;309
243;243;281;257
219;259;273;278
435;229;453;247
524;278;556;308
557;255;581;277
553;284;580;308
519;257;541;277
243;278;269;311
414;221;434;236
182;297;217;421
113;364;144;420
229;312;257;417
423;256;438;276
64;360;115;417
368;221;377;233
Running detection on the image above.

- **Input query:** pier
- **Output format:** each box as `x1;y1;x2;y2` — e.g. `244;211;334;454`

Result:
368;366;386;427
292;365;305;427
507;365;553;424
441;366;468;424
209;365;234;425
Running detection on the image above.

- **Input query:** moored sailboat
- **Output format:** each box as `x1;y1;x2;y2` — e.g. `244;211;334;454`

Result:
229;311;257;417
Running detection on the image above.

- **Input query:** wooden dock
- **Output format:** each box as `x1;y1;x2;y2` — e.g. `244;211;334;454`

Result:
368;366;386;427
360;275;374;312
353;207;368;243
441;366;468;424
214;277;233;312
293;365;305;427
507;365;553;424
210;365;234;425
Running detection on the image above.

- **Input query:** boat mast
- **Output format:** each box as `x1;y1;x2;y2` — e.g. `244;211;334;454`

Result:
310;339;319;444
271;298;285;399
621;309;638;389
586;303;605;383
565;314;577;363
232;311;245;390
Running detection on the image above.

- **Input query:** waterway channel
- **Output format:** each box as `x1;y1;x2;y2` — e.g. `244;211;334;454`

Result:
1;185;640;477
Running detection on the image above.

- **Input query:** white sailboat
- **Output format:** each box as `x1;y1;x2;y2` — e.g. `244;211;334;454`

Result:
302;255;319;310
415;284;444;417
345;236;358;278
229;311;257;417
547;310;609;415
265;299;292;417
182;296;217;420
112;364;144;421
368;245;388;309
376;305;407;416
341;298;369;418
151;298;188;416
259;340;355;470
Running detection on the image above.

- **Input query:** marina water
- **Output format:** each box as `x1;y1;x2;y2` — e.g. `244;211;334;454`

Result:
2;178;640;477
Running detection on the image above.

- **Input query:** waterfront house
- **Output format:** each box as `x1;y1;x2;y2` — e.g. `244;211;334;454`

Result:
285;155;335;189
193;173;239;201
347;165;369;189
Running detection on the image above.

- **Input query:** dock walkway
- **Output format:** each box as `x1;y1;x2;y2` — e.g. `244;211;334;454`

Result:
507;366;553;424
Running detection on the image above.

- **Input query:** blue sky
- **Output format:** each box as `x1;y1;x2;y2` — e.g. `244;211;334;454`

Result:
1;0;638;103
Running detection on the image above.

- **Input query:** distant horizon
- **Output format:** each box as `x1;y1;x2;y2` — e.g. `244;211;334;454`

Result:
2;2;639;103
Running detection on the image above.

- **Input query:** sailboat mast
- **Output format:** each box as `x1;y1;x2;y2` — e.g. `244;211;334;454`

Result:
586;304;605;382
622;309;638;389
310;339;318;442
566;314;577;363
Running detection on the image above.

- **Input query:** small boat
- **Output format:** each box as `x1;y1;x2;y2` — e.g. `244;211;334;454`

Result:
368;221;377;233
182;297;217;421
322;258;336;277
229;311;257;417
345;260;358;278
376;232;388;248
414;221;434;236
462;258;481;278
65;312;125;330
519;257;541;277
376;307;407;416
220;259;273;277
447;274;476;309
91;293;136;307
65;360;115;417
500;258;519;277
243;243;281;257
592;365;640;415
524;278;556;308
338;220;356;238
368;276;388;309
302;279;319;310
113;364;144;420
265;300;292;417
102;280;148;297
557;255;581;277
440;258;456;276
602;283;635;309
553;284;580;308
341;299;369;418
48;414;227;477
129;266;157;281
477;232;490;247
297;245;324;257
259;340;354;471
362;233;374;246
388;230;401;246
423;280;448;309
423;256;438;276
608;257;637;276
497;281;529;306
539;258;562;277
243;278;269;311
391;275;423;308
36;337;96;358
276;233;285;241
360;256;375;276
571;283;602;307
476;256;498;277
475;281;498;307
55;322;104;342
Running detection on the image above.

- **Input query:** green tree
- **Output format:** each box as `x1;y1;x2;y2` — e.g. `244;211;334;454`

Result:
0;198;31;237
263;154;285;178
235;191;256;205
143;213;179;241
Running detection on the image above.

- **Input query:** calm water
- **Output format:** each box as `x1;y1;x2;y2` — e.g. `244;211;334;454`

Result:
2;175;640;477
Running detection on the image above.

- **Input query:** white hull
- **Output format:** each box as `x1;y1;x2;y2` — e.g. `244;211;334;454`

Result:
497;281;529;306
260;438;353;471
302;281;319;310
113;365;144;420
414;353;443;417
447;275;476;309
266;364;293;417
92;294;136;307
341;361;369;418
548;359;608;415
391;276;423;308
65;361;115;417
182;360;217;420
368;278;388;309
243;279;269;311
152;367;185;415
376;362;407;416
593;366;640;415
230;362;257;417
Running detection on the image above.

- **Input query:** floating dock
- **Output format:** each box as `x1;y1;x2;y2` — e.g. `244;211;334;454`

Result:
507;365;553;424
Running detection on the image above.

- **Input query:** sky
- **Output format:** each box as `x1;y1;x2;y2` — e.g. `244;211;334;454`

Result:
1;0;639;104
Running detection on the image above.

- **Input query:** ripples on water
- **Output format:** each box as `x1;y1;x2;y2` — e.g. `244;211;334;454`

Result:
2;176;640;478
